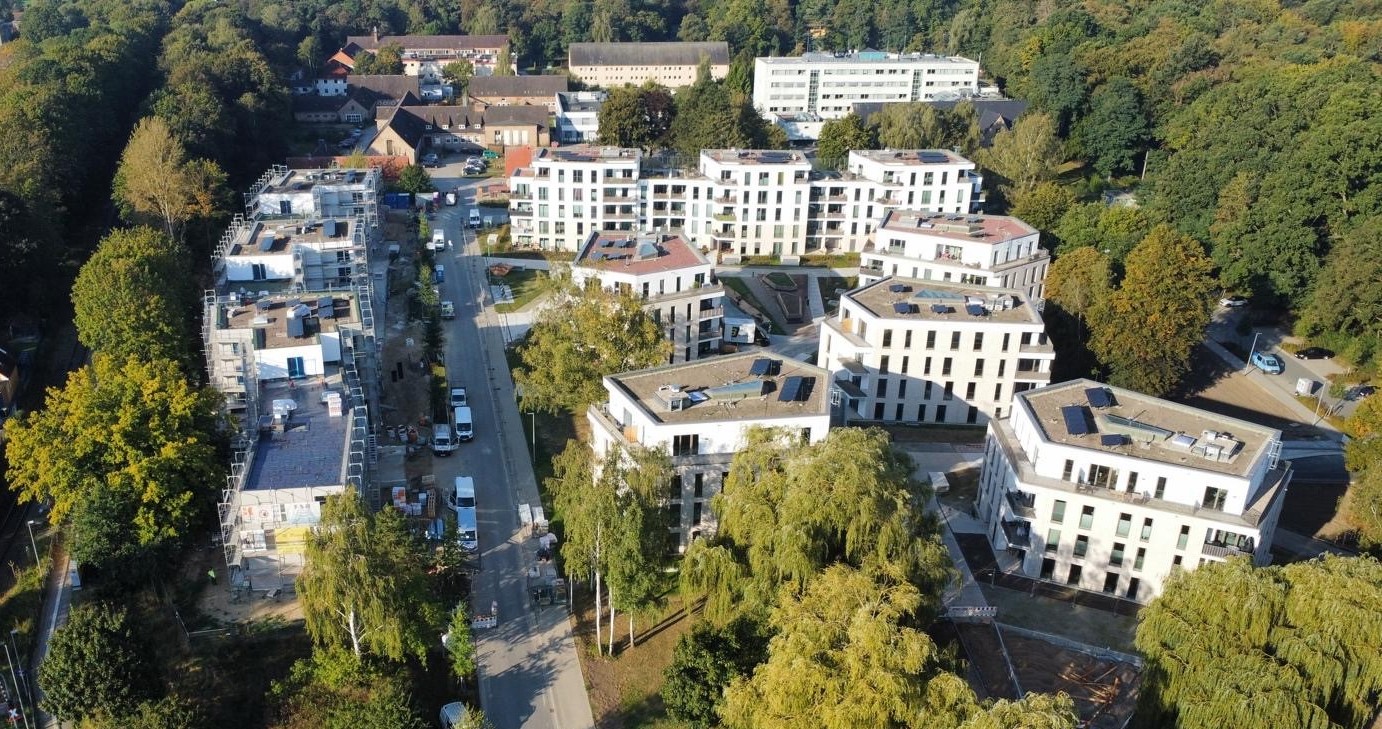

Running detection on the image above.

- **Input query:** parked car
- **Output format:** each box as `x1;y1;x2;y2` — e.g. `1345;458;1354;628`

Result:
422;152;439;164
1219;295;1249;308
1250;350;1284;374
440;301;455;319
449;386;468;408
1351;384;1376;400
434;264;445;283
1294;347;1334;360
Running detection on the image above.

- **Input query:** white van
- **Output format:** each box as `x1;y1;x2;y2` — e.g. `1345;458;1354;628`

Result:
450;477;479;552
467;209;481;229
432;424;457;455
453;406;474;442
430;229;445;252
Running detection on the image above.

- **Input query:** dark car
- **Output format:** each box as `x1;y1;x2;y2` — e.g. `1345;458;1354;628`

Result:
1352;385;1376;400
1295;347;1334;360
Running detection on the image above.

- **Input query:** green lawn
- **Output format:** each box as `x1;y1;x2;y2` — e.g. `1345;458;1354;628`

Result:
763;271;797;290
492;268;552;313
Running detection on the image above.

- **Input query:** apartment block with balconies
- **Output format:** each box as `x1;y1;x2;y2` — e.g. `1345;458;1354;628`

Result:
862;210;1047;302
508;146;643;250
571;231;724;362
818;277;1053;427
753;52;980;125
975;379;1291;604
587;352;832;550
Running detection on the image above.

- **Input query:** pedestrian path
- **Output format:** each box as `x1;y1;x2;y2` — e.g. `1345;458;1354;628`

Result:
804;276;825;321
929;497;989;611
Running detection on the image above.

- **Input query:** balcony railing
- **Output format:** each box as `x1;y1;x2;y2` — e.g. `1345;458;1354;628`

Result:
1005;490;1036;518
1201;542;1255;559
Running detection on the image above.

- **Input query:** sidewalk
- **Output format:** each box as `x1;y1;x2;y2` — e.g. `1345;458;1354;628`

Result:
30;548;71;729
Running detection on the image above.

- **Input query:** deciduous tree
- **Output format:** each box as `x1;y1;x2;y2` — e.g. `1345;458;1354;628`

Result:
978;112;1063;197
113;116;228;244
1045;246;1110;332
1075;77;1148;178
39;604;157;723
662;617;770;728
5;355;223;559
494;46;516;75
397;164;435;193
299;490;442;662
516;280;670;413
268;649;429;729
1088;225;1215;396
1008;181;1076;233
817;113;877;169
443;60;475;96
597;83;675;150
71;226;194;367
444;602;477;680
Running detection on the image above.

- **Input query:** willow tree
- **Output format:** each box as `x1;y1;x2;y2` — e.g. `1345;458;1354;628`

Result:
1135;556;1382;729
680;427;952;624
299;490;442;662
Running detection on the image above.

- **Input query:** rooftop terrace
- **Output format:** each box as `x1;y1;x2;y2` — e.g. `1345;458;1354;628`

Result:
573;232;709;275
246;379;351;491
225;293;358;350
847;277;1041;324
259;168;375;196
1019;379;1280;479
608;351;830;425
879;210;1036;243
229;218;360;256
535;146;641;163
702;149;809;166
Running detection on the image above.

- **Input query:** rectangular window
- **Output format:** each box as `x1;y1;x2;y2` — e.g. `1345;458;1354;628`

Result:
994;383;1003;401
882;329;893;347
1074;535;1089;558
1126;472;1138;493
1127;577;1141;600
1203;486;1228;511
942;358;953;376
965;382;976;400
1045;529;1060;552
1079;505;1095;530
1062;460;1074;481
1155;477;1167;500
901;356;910;374
1134;547;1146;571
1116;513;1132;538
1002;333;1011;352
1110;542;1125;567
668;475;683;501
692;502;703;524
966;405;978;424
1173;555;1183;567
1103;572;1120;594
1141;518;1154;541
877;379;888;398
950;331;961;350
974;359;985;376
904;331;913;348
897;380;907;398
672;434;700;456
1177;525;1190;550
943;382;953;400
973;333;984;351
925;331;936;349
923;357;932;376
1067;564;1083;585
1051;500;1066;524
693;473;704;498
879;355;890;374
936;405;947;421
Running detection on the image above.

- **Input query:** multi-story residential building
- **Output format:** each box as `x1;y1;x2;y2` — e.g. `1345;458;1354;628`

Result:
587;352;832;549
753;51;980;122
344;32;510;83
571;231;724;362
569;42;729;89
509;146;644;250
861;210;1048;302
468;75;569;111
510;147;983;256
203;165;384;592
976;379;1290;603
555;91;607;143
818;277;1053;426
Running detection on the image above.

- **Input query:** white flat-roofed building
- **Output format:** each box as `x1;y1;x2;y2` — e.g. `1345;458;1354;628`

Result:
862;210;1047;301
977;379;1291;604
588;352;832;549
247;166;382;223
571;231;724;362
555;91;607;143
753;51;980;133
818;277;1053;427
569;41;730;89
511;146;984;256
508;146;643;251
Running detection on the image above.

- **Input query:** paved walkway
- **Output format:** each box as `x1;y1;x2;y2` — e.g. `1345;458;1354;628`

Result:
1202;339;1338;436
31;548;71;729
929;497;989;610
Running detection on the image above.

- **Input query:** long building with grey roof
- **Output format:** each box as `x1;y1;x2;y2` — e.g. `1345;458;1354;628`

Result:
568;41;729;89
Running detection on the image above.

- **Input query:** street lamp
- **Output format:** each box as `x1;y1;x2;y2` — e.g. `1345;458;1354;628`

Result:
8;630;30;729
1244;332;1261;372
24;521;38;565
528;410;537;454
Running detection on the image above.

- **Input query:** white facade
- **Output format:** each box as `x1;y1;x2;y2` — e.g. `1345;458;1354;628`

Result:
571;231;724;362
511;147;983;256
862;210;1047;302
818;277;1053;426
588;352;833;549
315;77;349;96
569;42;729;89
754;52;980;125
977;379;1290;604
555;91;606;143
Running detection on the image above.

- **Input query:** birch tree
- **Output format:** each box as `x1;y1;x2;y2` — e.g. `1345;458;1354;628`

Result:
299;489;442;662
113;116;227;244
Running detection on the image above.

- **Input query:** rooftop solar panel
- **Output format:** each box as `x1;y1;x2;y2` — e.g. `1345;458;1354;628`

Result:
893;302;912;314
749;358;781;376
1061;405;1092;436
686;390;709;403
796;376;815;402
286;316;306;338
931;304;950;314
778;376;802;402
965;303;985;317
1085;387;1113;408
888;283;912;293
1100;434;1127;447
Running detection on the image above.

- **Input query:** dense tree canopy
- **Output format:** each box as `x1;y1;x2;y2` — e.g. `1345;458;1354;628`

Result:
71;226;195;368
597;83;676;150
5;355;223;564
39;603;159;723
113;117;229;245
268;649;430;729
1136;556;1382;729
817;113;877;169
515;278;671;413
662;617;770;728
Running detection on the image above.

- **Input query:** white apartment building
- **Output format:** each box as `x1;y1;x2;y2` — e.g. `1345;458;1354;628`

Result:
511;147;982;256
753;51;980;130
509;147;643;251
246;166;382;225
818;277;1053;427
976;379;1291;604
587;352;832;549
571;231;724;362
862;210;1048;302
345;33;510;83
555;91;607;143
569;41;730;89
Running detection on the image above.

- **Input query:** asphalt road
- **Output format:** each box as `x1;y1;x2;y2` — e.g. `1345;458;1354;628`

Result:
429;171;595;729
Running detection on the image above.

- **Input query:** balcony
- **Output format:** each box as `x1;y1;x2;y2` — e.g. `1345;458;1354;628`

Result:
510;204;533;216
1019;341;1055;355
713;194;736;204
713;212;736;222
1005;490;1036;518
1201;540;1256;559
1000;519;1034;551
510;190;532;201
603;208;637;220
602;192;637;203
